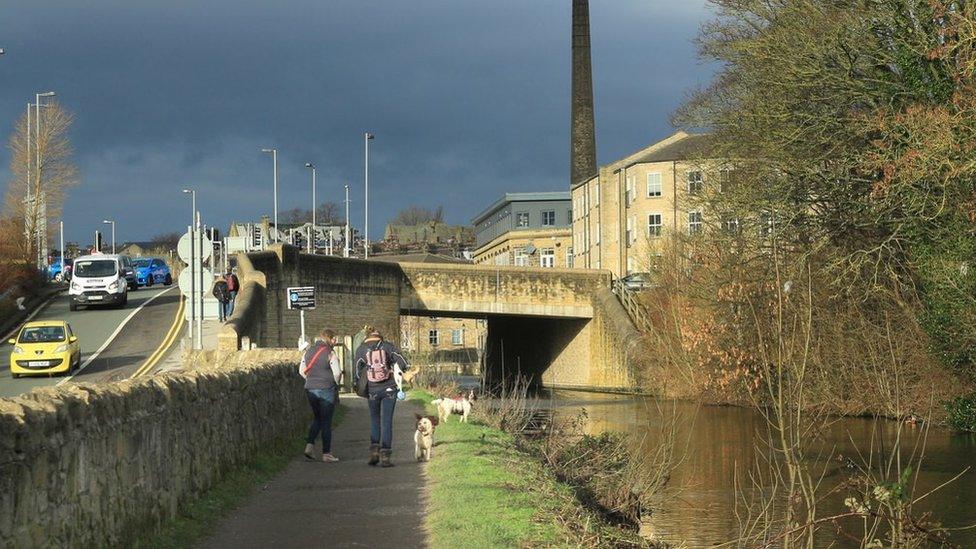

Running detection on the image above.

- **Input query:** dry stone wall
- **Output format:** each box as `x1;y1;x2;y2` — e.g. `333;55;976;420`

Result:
0;350;305;548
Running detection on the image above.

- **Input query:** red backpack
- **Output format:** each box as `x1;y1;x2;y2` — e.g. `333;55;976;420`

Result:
365;342;391;382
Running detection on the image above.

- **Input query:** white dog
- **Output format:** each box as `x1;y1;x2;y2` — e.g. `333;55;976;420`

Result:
414;414;438;462
431;390;474;423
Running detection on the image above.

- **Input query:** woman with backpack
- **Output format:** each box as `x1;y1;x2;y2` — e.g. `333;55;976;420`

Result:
354;326;409;467
300;329;343;462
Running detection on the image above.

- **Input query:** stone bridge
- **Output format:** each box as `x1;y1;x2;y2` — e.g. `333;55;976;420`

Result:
220;245;641;392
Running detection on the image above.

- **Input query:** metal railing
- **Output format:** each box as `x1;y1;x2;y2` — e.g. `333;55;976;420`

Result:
611;279;652;333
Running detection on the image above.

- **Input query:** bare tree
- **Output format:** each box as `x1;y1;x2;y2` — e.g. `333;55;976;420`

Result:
150;231;182;249
3;102;78;264
281;202;341;224
391;205;444;226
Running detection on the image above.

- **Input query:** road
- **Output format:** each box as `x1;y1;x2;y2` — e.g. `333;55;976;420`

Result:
0;286;181;399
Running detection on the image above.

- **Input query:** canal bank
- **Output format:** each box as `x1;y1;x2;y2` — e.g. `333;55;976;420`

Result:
546;390;976;547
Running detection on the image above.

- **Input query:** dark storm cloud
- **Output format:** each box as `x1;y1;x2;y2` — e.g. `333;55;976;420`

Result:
0;0;715;243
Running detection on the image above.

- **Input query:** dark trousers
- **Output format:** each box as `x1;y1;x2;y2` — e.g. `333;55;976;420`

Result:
368;391;397;450
306;388;338;453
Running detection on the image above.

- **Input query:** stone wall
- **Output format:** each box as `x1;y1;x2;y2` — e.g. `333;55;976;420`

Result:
584;288;641;390
0;350;305;548
221;245;402;351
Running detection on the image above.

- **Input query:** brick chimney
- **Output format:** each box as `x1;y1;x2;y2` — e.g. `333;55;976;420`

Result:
571;0;597;188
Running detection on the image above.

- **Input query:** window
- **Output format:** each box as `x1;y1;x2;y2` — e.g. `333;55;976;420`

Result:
594;221;601;244
687;171;704;194
514;247;528;266
542;210;556;226
428;330;439;346
516;212;530;228
647;173;662;197
688;211;703;234
723;217;740;234
567;247;574;268
567;209;573;224
648;213;663;237
625;175;635;207
451;328;463;346
719;170;732;193
541;248;555;268
626;217;634;248
593;182;600;206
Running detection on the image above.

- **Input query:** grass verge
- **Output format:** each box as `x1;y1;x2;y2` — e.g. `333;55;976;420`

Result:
135;403;347;549
409;389;643;548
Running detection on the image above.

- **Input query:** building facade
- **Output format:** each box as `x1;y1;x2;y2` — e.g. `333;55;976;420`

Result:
472;192;574;268
572;131;714;277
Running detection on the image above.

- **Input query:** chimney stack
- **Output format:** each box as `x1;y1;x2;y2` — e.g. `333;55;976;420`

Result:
571;0;597;188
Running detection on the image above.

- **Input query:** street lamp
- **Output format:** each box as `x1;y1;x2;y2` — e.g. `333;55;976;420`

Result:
101;219;116;254
344;184;351;258
181;188;197;348
261;148;278;242
364;132;374;259
305;162;316;254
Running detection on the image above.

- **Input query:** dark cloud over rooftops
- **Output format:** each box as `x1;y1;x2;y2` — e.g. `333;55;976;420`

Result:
0;0;715;243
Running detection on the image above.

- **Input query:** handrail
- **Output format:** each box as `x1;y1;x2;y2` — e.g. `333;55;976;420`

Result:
611;280;652;333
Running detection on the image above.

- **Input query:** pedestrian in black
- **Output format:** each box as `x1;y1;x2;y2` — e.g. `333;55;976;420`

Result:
301;329;342;462
354;326;409;467
212;275;230;322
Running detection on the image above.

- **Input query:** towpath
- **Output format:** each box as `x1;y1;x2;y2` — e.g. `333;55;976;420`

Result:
200;394;427;548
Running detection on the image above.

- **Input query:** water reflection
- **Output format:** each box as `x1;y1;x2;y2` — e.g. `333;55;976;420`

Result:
546;390;976;548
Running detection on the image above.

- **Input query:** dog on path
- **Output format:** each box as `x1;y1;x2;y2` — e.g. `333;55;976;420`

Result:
431;390;474;423
414;414;439;462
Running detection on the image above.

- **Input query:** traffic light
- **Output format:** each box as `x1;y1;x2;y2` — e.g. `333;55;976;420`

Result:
95;230;103;252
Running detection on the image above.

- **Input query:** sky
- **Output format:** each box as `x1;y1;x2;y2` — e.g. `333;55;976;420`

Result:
0;0;717;245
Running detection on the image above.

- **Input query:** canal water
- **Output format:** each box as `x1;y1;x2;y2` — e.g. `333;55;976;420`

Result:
547;390;976;547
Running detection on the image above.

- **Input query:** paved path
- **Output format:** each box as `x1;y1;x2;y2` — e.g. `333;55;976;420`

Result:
0;286;179;398
200;394;427;549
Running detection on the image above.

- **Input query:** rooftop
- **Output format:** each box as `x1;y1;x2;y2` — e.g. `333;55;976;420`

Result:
471;191;571;225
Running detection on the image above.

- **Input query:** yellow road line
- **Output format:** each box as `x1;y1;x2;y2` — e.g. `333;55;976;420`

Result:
132;296;185;378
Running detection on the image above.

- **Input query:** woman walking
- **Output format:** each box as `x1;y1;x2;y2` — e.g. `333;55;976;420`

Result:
300;329;342;462
354;327;409;467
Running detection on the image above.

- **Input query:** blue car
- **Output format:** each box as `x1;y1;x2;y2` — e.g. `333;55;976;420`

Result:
132;258;173;287
47;262;63;280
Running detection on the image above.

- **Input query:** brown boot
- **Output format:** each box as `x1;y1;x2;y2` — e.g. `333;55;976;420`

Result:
380;449;394;468
367;444;381;466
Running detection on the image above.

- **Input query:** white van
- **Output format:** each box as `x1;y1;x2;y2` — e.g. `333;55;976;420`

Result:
68;254;129;310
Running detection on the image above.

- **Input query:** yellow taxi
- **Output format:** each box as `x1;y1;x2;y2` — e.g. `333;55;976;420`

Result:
8;320;81;378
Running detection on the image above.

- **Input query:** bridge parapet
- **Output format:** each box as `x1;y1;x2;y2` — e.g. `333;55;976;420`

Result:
399;262;611;318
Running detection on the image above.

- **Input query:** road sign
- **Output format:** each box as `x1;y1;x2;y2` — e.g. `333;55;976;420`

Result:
177;231;213;263
179;267;213;297
287;286;315;310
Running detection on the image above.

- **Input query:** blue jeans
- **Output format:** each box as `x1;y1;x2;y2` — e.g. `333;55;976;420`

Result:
225;290;237;318
306;388;338;453
368;390;397;450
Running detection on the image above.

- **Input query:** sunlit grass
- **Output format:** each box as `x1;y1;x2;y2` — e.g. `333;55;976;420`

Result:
409;389;581;548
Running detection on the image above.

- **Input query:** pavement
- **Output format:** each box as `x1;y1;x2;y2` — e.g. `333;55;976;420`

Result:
199;394;427;549
0;285;181;398
155;319;222;374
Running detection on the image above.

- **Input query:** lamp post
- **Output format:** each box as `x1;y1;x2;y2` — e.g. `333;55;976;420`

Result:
101;219;116;254
34;92;55;268
59;221;64;276
182;189;196;348
305;162;316;254
344;184;351;258
261;148;278;242
364;132;374;258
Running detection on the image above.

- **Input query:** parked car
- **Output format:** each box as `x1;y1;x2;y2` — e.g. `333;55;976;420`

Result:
69;254;128;310
47;262;63;281
619;272;655;292
8;320;81;378
132;257;173;287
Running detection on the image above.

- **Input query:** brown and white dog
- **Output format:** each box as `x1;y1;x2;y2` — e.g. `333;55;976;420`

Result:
414;414;439;462
431;390;475;423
